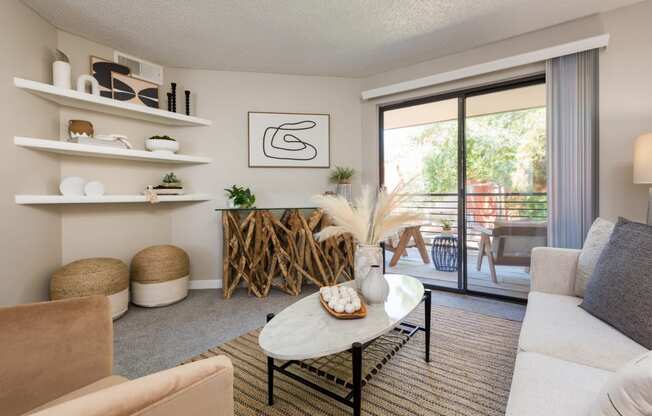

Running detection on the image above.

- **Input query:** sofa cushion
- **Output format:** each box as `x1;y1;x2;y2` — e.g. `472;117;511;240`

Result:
506;352;612;416
575;218;614;297
580;217;652;349
27;376;128;414
590;350;652;416
520;292;647;371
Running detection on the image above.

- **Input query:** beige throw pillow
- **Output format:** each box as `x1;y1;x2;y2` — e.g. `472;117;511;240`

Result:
590;351;652;416
575;218;614;297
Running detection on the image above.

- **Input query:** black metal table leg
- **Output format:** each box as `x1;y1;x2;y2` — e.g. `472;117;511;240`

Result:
425;290;431;363
266;313;275;406
352;342;362;416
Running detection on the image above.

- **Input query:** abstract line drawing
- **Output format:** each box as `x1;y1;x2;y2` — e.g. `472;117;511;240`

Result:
249;112;330;168
262;120;318;161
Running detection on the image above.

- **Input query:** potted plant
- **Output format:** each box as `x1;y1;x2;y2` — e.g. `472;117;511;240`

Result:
224;185;256;209
329;166;355;203
313;181;422;301
161;172;182;188
146;135;179;154
440;219;453;235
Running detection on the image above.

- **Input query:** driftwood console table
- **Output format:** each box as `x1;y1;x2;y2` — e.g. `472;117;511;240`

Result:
217;207;354;298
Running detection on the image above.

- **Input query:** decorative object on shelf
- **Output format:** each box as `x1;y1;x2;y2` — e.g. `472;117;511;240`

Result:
76;74;100;96
90;55;130;98
167;92;172;111
171;82;177;112
220;208;355;298
185;90;191;115
59;176;86;196
319;285;367;319
111;72;159;108
431;235;458;272
633;132;652;224
143;186;160;203
361;265;389;304
162;172;182;187
84;180;105;197
68;119;94;139
52;49;71;89
248;111;330;168
145;135;179;154
313;181;422;286
440;219;453;235
224;185;256;208
50;257;129;320
130;245;190;307
93;134;133;149
147;172;184;196
330;166;354;203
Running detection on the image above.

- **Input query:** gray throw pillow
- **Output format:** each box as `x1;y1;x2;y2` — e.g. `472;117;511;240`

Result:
580;217;652;348
575;218;615;297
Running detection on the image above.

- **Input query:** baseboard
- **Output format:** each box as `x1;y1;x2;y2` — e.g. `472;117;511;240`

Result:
189;279;223;290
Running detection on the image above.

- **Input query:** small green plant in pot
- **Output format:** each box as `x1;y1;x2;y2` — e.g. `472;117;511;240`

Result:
440;219;453;234
330;166;354;203
146;135;179;154
224;185;256;209
162;172;182;188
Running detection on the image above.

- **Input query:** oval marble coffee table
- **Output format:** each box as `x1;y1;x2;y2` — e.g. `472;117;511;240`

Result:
259;274;431;416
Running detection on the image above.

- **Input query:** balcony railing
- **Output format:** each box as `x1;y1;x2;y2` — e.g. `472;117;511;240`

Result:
399;192;547;251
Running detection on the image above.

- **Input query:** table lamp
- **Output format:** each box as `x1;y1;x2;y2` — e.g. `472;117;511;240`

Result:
633;133;652;224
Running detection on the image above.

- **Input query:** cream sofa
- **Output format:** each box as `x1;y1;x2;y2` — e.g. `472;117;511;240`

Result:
505;247;648;415
0;296;234;416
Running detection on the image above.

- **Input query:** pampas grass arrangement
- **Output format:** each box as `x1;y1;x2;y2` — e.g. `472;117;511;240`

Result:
313;181;422;245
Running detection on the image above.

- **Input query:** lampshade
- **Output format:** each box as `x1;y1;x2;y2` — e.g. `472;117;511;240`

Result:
633;133;652;184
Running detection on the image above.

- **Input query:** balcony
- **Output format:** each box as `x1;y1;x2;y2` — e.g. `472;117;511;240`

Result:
386;191;547;299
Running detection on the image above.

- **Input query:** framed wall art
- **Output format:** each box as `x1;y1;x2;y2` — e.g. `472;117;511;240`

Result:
111;72;159;108
248;112;330;168
90;55;130;98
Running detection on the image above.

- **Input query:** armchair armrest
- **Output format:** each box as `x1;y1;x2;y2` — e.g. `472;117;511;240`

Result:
31;356;234;416
0;296;113;416
530;247;581;296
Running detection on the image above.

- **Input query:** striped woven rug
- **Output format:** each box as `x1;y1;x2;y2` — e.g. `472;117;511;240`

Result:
184;304;521;416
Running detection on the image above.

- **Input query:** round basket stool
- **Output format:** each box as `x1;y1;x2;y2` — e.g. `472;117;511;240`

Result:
51;258;129;320
130;245;190;307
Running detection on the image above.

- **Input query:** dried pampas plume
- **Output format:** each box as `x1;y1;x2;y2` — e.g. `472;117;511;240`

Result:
313;180;422;245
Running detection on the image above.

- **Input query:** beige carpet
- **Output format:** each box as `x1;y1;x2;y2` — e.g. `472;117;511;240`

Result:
185;304;521;416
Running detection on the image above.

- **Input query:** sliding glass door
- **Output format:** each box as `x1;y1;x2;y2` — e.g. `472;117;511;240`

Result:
380;76;546;299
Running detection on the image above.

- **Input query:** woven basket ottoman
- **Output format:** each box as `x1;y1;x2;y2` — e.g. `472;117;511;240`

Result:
130;245;190;307
51;258;129;320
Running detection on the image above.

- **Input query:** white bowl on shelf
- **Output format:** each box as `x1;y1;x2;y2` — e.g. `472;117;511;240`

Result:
59;176;85;196
145;138;179;154
84;181;105;197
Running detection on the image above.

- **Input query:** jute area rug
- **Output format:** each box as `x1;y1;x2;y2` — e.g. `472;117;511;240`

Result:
184;304;521;416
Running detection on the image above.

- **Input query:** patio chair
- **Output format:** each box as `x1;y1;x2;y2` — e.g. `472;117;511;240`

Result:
475;221;547;283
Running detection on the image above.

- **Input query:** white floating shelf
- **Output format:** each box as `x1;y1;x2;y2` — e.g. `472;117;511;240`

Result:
14;77;212;127
15;194;212;205
15;137;212;164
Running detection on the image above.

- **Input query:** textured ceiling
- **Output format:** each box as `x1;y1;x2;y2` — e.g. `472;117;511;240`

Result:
23;0;640;77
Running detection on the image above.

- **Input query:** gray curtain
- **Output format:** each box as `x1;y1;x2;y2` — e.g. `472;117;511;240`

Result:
546;49;599;249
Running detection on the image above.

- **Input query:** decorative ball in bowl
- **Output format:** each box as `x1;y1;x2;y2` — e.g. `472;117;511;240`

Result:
145;135;179;154
319;285;367;319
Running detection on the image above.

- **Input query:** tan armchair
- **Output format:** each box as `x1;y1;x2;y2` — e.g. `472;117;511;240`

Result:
0;296;234;416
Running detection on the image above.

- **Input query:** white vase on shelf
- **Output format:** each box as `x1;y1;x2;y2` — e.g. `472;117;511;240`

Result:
361;265;389;304
354;244;382;289
52;61;71;89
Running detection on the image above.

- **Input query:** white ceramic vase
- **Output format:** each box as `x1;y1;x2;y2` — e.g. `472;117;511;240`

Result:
52;61;71;89
361;265;389;304
335;182;352;203
354;244;382;289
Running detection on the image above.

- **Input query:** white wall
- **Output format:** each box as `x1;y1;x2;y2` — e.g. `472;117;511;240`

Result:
0;0;61;305
360;0;652;223
56;32;363;285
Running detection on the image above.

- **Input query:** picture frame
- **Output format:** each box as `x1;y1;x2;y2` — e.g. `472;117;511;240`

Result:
90;55;130;99
111;71;159;108
248;111;330;168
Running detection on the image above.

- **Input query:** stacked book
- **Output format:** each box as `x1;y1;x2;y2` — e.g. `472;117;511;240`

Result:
68;137;128;149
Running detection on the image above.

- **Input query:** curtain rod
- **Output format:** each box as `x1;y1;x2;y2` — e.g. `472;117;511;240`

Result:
361;34;609;101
